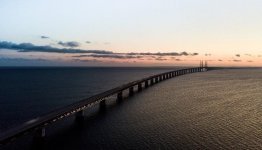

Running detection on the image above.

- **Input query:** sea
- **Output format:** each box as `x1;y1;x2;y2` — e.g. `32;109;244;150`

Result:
0;67;261;150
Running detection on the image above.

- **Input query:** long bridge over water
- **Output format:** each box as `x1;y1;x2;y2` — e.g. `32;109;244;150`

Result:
0;65;209;145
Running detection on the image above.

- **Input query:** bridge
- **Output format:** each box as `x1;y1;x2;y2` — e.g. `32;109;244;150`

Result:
0;64;209;145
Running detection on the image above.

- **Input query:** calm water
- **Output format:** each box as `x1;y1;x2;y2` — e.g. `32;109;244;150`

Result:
1;68;262;150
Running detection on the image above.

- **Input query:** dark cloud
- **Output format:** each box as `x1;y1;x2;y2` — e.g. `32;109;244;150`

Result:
247;60;253;63
72;52;197;60
245;54;252;57
126;51;198;57
233;59;241;62
218;59;223;61
0;57;46;62
58;41;80;47
73;54;143;59
205;53;212;56
155;57;168;61
170;57;182;61
72;58;99;63
258;55;262;57
0;41;199;62
0;57;49;66
41;36;49;39
235;54;240;57
86;41;91;44
0;41;113;54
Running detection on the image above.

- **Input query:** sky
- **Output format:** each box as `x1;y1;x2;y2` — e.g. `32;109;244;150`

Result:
0;0;262;66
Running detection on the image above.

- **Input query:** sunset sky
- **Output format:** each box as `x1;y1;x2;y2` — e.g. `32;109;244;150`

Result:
0;0;262;66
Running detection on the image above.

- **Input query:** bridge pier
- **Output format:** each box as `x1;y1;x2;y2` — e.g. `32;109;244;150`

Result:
145;80;148;88
129;86;134;96
100;100;106;110
34;127;46;139
155;77;159;83
138;83;142;92
117;91;123;101
159;75;163;81
150;78;154;85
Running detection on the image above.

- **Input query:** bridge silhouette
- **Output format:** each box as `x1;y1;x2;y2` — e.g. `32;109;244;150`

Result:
0;64;209;145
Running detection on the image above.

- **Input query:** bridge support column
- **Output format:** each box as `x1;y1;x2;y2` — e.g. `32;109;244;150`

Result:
155;77;159;83
117;91;123;101
129;87;134;96
145;80;148;88
160;75;163;81
138;83;142;92
100;100;106;110
35;127;46;139
150;79;154;85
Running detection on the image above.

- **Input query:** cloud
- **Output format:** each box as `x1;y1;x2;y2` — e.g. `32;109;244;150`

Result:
218;59;223;61
247;60;253;63
40;36;49;39
126;51;198;56
205;53;212;56
155;57;167;61
235;54;240;57
86;41;91;44
245;54;252;57
0;41;199;62
174;58;182;61
233;59;241;62
0;41;113;54
72;51;198;60
73;54;143;59
0;57;47;62
58;41;80;47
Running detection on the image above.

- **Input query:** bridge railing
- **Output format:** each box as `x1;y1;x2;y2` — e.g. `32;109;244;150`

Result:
0;67;208;145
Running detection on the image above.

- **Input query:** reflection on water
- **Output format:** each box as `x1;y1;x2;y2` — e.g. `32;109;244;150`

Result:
2;69;262;150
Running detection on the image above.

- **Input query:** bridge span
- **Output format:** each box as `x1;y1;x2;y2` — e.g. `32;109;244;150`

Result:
0;67;208;145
